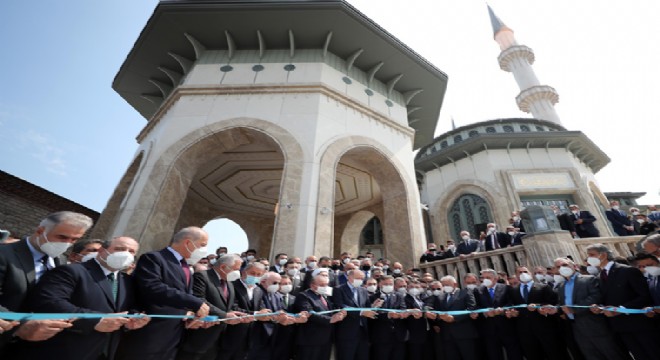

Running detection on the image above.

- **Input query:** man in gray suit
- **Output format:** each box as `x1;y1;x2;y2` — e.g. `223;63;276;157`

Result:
553;257;628;360
0;211;93;355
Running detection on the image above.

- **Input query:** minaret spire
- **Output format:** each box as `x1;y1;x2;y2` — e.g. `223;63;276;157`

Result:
487;6;561;125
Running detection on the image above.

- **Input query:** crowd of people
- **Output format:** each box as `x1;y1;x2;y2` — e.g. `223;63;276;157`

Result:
1;210;660;360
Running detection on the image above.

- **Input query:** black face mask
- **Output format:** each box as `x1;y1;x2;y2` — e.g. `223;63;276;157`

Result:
497;279;506;284
361;265;371;271
330;264;340;270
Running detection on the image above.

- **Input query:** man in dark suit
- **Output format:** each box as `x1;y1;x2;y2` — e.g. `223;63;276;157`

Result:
586;243;660;360
293;272;346;360
369;275;407;360
426;275;479;360
554;257;627;360
0;211;92;354
506;266;566;360
115;227;211;360
269;253;288;274
283;260;303;295
473;269;523;360
506;226;525;246
176;253;247;360
551;205;575;233
272;275;304;360
510;211;526;233
480;223;511;251
404;281;432;360
568;204;600;238
22;236;150;360
605;201;634;236
333;269;376;360
632;252;660;306
456;231;482;255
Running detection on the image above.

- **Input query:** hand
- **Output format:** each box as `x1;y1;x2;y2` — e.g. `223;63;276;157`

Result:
95;315;130;333
399;311;410;319
432;325;441;333
196;303;210;318
589;304;602;314
330;311;346;324
0;319;19;333
505;309;519;318
14;320;73;341
224;311;245;325
294;312;309;324
576;219;583;224
439;314;454;323
603;308;621;317
561;306;573;315
469;312;479;319
361;310;378;319
539;306;558;316
425;312;437;320
255;308;273;322
372;299;384;308
527;304;537;312
124;315;151;330
185;319;206;329
388;312;401;319
409;309;422;319
485;309;497;318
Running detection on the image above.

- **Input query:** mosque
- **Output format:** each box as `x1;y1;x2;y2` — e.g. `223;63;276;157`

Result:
90;0;615;266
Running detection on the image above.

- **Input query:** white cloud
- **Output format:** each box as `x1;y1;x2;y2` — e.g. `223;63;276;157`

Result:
19;130;69;176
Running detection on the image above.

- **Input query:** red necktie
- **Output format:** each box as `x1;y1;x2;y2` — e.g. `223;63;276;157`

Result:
320;295;328;309
220;279;228;299
180;259;190;286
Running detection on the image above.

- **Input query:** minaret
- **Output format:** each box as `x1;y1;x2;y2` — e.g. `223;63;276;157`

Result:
488;5;561;125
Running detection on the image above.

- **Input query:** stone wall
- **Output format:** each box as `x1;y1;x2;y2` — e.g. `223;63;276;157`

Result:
0;170;99;239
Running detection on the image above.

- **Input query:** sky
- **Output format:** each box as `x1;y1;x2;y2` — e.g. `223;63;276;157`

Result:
2;1;659;253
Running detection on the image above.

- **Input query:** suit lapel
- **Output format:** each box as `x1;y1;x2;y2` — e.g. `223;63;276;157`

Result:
343;284;357;306
15;240;36;284
207;269;228;307
86;261;115;309
161;248;188;290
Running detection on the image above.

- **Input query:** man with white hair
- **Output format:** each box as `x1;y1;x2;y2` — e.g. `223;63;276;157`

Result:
642;234;660;260
0;211;93;356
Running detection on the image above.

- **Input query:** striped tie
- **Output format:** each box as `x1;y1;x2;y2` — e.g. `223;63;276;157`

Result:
108;273;118;303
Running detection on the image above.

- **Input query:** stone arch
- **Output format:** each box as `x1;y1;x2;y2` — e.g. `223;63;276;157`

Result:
90;151;145;239
118;118;305;254
316;135;424;266
431;181;505;243
339;210;377;258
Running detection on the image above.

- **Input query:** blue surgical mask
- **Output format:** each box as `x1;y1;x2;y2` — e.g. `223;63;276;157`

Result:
245;275;261;286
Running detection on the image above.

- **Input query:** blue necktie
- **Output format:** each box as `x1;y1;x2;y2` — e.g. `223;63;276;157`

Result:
523;284;529;302
489;287;495;300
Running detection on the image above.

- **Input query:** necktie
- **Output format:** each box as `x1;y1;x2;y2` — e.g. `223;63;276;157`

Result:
446;294;452;305
492;235;500;249
40;255;50;270
489;287;495;300
600;269;608;282
271;294;279;311
352;287;358;304
219;279;228;299
180;259;191;286
107;273;118;303
284;294;289;308
523;284;529;302
320;295;328;309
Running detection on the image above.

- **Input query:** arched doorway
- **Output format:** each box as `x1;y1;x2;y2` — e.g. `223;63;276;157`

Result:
203;218;248;254
447;193;493;240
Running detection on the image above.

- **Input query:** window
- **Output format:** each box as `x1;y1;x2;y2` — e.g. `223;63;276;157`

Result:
447;194;493;240
360;216;383;245
520;125;531;132
454;135;463;143
440;140;448;149
486;126;496;133
503;125;514;133
469;130;479;138
535;126;545;132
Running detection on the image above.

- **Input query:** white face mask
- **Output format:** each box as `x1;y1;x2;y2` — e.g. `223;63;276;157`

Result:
519;272;533;283
461;235;470;241
246;255;255;261
343;258;351;264
279;284;293;294
308;261;317;269
432;290;443;297
645;266;660;277
267;284;280;293
393;269;401;274
447;244;455;251
559;266;574;278
466;284;477;290
81;252;97;262
487;227;495;234
279;258;288;266
482;278;493;288
287;268;298;276
632;211;640;216
381;285;394;294
534;274;545;282
508;231;515;236
586;265;600;275
443;286;454;294
544;275;554;283
316;286;332;296
105;250;135;270
426;290;433;296
397;287;407;295
224;268;241;282
571;210;579;215
209;258;217;265
39;232;72;258
366;285;377;293
186;241;208;265
513;216;520;221
352;279;364;288
408;288;421;297
553;274;565;283
637;219;645;224
586;257;601;267
612;205;619;210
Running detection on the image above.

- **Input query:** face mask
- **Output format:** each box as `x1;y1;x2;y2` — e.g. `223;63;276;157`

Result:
553;274;565;283
544;275;554;283
39;232;72;258
559;266;575;278
397;287;407;295
352;279;364;287
632;211;640;216
367;285;377;293
245;275;261;286
637;219;645;224
246;255;255;261
316;286;332;296
508;231;515;236
209;258;217;265
361;265;371;271
534;274;545;282
408;288;421;297
105;251;135;270
280;284;293;294
287;268;298;276
426;290;433;296
218;252;227;256
381;285;394;294
466;284;477;290
343;258;351;264
482;278;493;288
186;241;208;265
586;266;600;275
328;264;338;270
645;266;660;277
571;210;578;215
279;259;288;266
393;269;401;274
432;290;442;296
267;284;279;293
461;235;470;241
308;261;317;269
81;252;97;262
443;286;454;294
612;206;619;210
487;227;495;234
428;248;436;253
224;268;241;282
513;216;520;221
382;265;389;270
447;245;455;251
586;257;601;267
519;272;533;283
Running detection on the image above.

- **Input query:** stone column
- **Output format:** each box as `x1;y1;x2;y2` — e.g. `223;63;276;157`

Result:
521;230;582;267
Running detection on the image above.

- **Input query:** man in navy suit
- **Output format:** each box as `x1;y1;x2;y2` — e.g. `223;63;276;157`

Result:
115;227;211;360
586;244;660;360
568;204;600;238
370;275;407;360
456;231;482;255
0;211;92;355
333;269;377;360
473;269;523;360
293;272;346;360
480;223;511;251
605;200;634;236
272;274;304;360
22;236;150;360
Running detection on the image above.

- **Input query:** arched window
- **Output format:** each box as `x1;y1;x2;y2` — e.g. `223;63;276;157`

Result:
453;135;463;143
468;130;479;138
520;125;531;132
486;126;496;133
360;216;383;245
503;125;514;133
535;126;545;132
447;194;493;240
440;140;448;149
